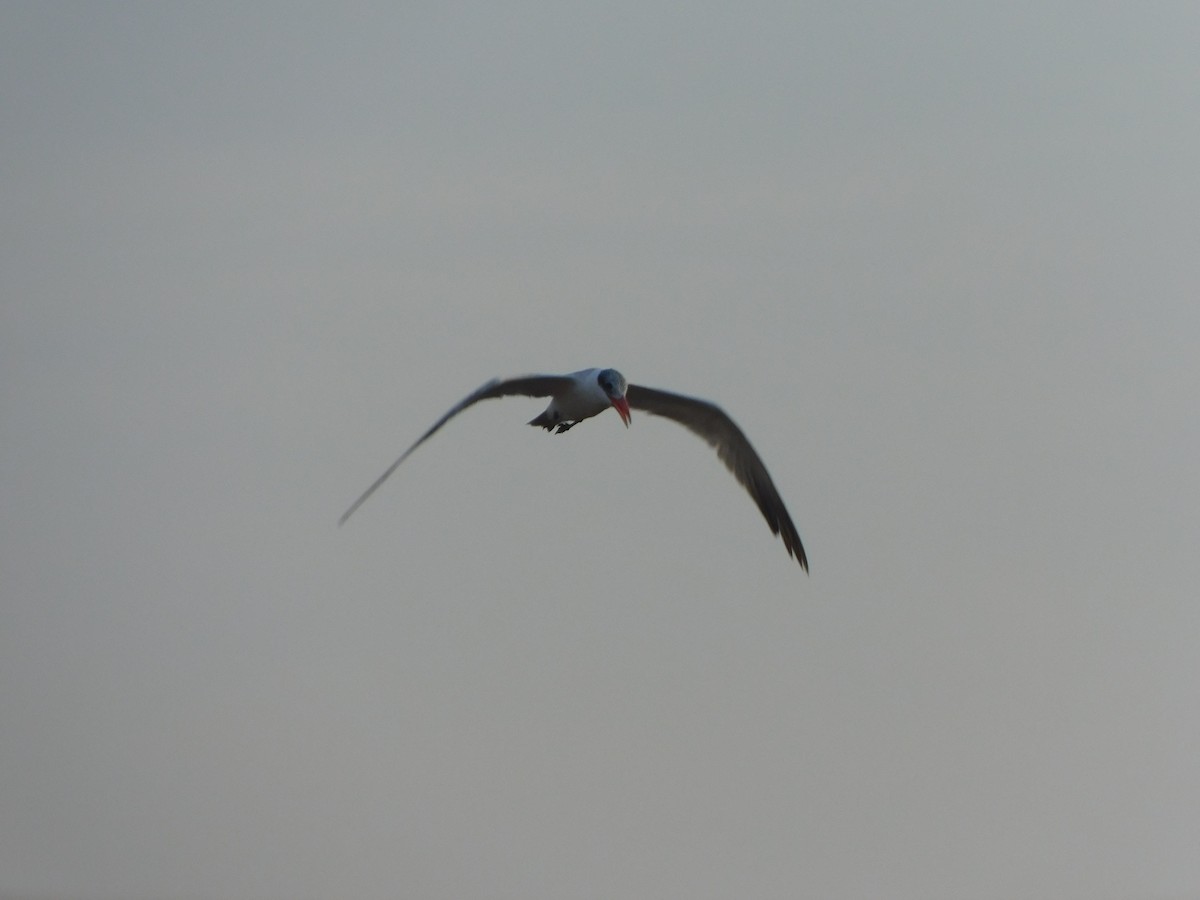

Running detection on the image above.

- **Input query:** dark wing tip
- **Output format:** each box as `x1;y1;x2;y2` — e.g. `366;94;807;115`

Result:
750;473;808;572
783;523;809;572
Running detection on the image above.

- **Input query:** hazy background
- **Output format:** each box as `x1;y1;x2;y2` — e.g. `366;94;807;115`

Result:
2;4;1197;899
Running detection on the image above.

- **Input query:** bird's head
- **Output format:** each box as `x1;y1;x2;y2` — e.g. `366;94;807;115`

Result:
597;368;631;427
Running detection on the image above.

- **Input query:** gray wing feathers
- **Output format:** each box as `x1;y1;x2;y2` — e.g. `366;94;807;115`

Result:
625;384;807;570
339;375;573;526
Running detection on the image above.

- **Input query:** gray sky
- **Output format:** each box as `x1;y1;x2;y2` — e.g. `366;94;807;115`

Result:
2;4;1198;899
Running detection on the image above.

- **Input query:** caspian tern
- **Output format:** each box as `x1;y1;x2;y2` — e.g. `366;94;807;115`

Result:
339;368;807;570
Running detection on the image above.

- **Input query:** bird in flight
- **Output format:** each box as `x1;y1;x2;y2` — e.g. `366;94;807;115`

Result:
339;368;807;570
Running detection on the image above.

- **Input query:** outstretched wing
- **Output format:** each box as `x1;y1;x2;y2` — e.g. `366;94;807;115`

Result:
625;384;807;570
339;375;574;526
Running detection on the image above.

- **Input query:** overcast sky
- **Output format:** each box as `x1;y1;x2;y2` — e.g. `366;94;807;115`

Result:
2;4;1198;899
